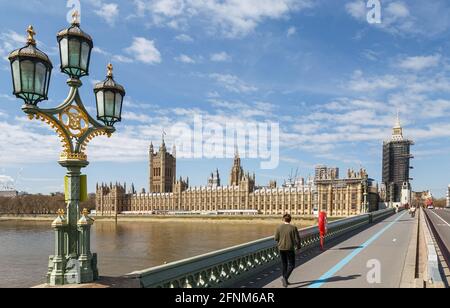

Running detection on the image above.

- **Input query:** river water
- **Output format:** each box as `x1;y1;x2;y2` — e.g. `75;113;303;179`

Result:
0;220;283;288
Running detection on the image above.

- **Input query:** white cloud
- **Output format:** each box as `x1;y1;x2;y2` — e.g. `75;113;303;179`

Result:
287;26;297;37
345;0;366;20
397;55;441;71
151;0;186;17
93;46;109;55
93;46;134;63
175;34;194;42
0;30;28;61
210;52;232;62
386;2;410;19
207;91;220;98
361;49;380;61
125;37;162;64
87;0;120;25
0;120;60;165
112;54;134;63
348;70;400;92
209;73;258;93
134;0;315;38
122;111;152;123
95;3;120;25
175;54;196;64
0;175;14;185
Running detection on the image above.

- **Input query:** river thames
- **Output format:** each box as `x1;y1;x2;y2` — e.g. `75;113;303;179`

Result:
0;219;298;288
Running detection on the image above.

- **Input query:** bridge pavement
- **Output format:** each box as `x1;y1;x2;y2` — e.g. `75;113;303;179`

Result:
425;209;450;285
426;209;450;255
238;211;416;288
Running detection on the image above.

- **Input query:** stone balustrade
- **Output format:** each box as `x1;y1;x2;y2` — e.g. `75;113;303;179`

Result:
127;208;395;288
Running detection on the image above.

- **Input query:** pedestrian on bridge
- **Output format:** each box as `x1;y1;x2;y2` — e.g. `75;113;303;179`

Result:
275;214;301;288
409;205;416;218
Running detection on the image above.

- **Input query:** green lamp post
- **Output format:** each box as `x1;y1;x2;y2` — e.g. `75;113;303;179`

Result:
7;12;126;286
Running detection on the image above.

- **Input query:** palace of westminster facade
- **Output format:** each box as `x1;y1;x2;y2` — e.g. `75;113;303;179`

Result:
96;138;379;217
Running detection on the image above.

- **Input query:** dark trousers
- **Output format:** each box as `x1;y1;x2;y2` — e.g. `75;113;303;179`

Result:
280;250;296;281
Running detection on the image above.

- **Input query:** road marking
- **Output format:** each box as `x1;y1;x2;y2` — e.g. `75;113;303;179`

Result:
308;212;407;288
429;210;450;228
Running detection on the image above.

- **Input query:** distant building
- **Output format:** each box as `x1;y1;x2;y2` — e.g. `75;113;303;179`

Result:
229;151;244;186
412;191;432;208
382;114;414;203
0;190;18;198
149;137;177;193
315;167;378;215
207;169;221;188
96;140;378;217
315;165;339;181
268;180;277;189
401;182;412;207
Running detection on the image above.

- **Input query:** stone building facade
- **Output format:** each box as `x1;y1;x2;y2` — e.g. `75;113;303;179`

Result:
149;139;177;193
382;115;414;203
96;141;378;217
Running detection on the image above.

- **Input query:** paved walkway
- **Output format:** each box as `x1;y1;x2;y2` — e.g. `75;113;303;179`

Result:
426;209;450;253
424;209;450;285
239;211;416;288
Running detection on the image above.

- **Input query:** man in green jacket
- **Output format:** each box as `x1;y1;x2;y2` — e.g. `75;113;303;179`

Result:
275;214;301;287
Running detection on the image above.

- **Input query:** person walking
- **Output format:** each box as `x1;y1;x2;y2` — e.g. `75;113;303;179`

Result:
275;214;301;288
410;205;416;218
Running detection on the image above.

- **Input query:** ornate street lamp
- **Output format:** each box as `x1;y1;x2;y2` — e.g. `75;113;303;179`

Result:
57;11;93;79
94;63;125;126
7;12;125;286
8;26;53;105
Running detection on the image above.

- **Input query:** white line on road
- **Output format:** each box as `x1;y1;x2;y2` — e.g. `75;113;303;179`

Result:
429;210;450;228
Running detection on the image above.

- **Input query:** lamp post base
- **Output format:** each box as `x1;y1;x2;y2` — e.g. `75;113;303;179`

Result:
47;254;98;285
45;160;98;286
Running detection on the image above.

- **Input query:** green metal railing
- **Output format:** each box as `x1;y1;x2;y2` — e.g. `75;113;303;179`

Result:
127;208;395;288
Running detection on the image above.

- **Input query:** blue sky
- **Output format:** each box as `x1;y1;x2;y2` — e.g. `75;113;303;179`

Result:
1;0;450;197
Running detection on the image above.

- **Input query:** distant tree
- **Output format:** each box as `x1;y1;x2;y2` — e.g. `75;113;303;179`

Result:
0;193;95;215
433;198;446;208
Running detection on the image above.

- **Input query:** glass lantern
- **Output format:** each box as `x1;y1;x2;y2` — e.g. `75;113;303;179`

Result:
57;11;93;79
94;64;125;126
8;26;53;106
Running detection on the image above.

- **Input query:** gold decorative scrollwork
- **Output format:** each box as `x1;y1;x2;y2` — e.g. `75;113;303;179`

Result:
60;152;87;161
28;113;72;155
59;105;89;138
28;103;112;162
80;128;112;153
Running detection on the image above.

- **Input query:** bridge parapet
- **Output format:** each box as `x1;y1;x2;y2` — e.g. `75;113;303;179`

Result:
422;209;447;288
126;208;395;288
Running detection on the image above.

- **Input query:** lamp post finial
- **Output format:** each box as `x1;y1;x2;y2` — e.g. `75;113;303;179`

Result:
72;10;80;25
27;25;36;45
107;63;113;77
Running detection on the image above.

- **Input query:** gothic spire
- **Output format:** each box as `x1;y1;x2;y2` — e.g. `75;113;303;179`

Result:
392;111;404;141
160;130;167;152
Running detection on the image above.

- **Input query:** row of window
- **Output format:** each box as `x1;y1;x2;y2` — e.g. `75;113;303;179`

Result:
152;168;173;177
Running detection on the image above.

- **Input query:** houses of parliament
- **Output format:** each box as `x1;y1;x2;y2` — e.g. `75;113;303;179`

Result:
96;137;379;217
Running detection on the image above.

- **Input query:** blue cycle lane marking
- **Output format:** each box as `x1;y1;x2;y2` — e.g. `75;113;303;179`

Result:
308;211;407;288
